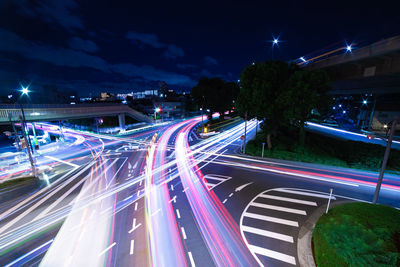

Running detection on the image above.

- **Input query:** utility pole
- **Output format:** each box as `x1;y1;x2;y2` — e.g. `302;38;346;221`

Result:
373;117;397;204
243;111;248;154
19;115;37;178
19;103;35;155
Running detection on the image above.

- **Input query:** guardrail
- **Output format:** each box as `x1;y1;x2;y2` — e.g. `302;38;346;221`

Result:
0;103;153;124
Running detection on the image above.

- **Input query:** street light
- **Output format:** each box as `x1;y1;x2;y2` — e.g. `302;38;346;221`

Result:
346;45;352;52
154;107;161;123
21;86;29;95
271;35;280;60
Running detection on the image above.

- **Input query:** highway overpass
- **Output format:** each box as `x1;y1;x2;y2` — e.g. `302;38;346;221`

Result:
0;103;153;129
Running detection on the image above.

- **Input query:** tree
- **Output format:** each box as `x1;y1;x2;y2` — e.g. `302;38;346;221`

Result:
237;61;296;149
191;77;238;120
278;69;331;146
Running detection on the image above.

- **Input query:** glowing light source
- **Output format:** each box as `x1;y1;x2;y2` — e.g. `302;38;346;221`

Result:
363;100;367;105
384;124;388;129
21;86;29;95
346;45;352;52
155;107;161;113
300;57;306;62
273;39;279;45
343;110;346;114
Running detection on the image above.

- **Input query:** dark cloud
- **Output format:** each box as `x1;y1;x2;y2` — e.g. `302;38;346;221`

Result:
176;63;198;69
0;28;194;87
163;44;184;59
125;31;185;60
68;37;99;53
125;31;164;49
12;0;84;31
204;56;218;65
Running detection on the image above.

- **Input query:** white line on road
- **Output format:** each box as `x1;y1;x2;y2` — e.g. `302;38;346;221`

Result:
222;199;227;204
181;227;187;239
188;251;196;267
228;193;233;198
130;240;134;255
171;184;174;191
260;194;317;206
134;202;138;211
151;209;161;217
244;212;299;227
98;242;116;257
250;202;307;215
44;155;79;168
176;209;181;219
235;182;253;192
242;225;294;243
249;244;296;265
273;188;337;200
182;187;189;193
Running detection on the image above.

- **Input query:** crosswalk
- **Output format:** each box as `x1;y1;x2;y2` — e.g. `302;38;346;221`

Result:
240;188;336;266
202;174;232;190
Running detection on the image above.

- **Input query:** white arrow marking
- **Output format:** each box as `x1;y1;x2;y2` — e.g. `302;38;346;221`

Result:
235;182;253;192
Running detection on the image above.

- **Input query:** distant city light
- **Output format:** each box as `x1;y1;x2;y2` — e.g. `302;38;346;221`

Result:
332;106;336;110
346;45;352;52
339;104;342;108
273;39;279;44
363;100;367;105
237;79;240;83
300;57;306;62
343;110;346;114
155;107;161;113
8;94;13;99
384;124;388;129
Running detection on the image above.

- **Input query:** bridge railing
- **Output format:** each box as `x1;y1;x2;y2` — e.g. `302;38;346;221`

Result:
0;103;152;123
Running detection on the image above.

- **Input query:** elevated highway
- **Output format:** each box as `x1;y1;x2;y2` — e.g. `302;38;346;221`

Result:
0;103;153;129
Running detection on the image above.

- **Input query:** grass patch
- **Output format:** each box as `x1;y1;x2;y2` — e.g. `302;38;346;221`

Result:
313;203;400;266
245;129;400;172
0;176;35;189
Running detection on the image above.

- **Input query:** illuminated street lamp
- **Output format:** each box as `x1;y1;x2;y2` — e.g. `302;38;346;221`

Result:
154;107;161;123
18;85;37;177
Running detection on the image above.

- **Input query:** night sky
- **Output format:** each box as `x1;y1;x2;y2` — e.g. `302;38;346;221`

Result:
0;0;399;97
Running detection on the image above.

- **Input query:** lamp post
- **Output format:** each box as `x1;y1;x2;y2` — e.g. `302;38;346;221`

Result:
271;37;279;60
373;117;398;204
18;86;37;177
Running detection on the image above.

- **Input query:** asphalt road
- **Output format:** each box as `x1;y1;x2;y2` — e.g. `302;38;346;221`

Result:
0;117;399;266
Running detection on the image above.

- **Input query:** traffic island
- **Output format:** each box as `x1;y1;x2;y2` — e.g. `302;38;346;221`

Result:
312;202;400;266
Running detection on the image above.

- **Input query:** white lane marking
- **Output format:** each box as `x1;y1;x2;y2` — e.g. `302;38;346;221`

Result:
228;193;233;198
273;188;337;200
242;225;293;243
203;174;231;181
130;240;134;255
249;244;296;265
250;202;307;215
128;218;142;233
181;227;187;239
98;242;116;257
0;164;78;222
215;160;359;187
35;159;118;220
0;162;96;234
244;212;298;227
182;187;189;192
169;195;177;203
222;199;227;204
188;251;196;267
151;209;161;217
123;195;133;202
137;190;140;197
176;209;181;219
235;182;253;192
44;155;79;168
134;202;138;211
259;194;317;206
171;184;174;191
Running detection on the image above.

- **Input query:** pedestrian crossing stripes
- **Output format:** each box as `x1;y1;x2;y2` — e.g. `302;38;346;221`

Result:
240;187;336;266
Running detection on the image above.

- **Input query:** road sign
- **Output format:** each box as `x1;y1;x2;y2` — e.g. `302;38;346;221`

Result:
240;135;244;140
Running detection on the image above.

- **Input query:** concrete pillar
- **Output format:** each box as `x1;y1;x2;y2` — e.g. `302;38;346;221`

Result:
118;113;126;131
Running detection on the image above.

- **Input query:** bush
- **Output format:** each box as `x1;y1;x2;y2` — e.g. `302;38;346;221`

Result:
313;203;400;267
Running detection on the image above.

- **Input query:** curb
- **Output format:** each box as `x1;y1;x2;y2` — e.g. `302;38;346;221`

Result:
297;200;352;267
